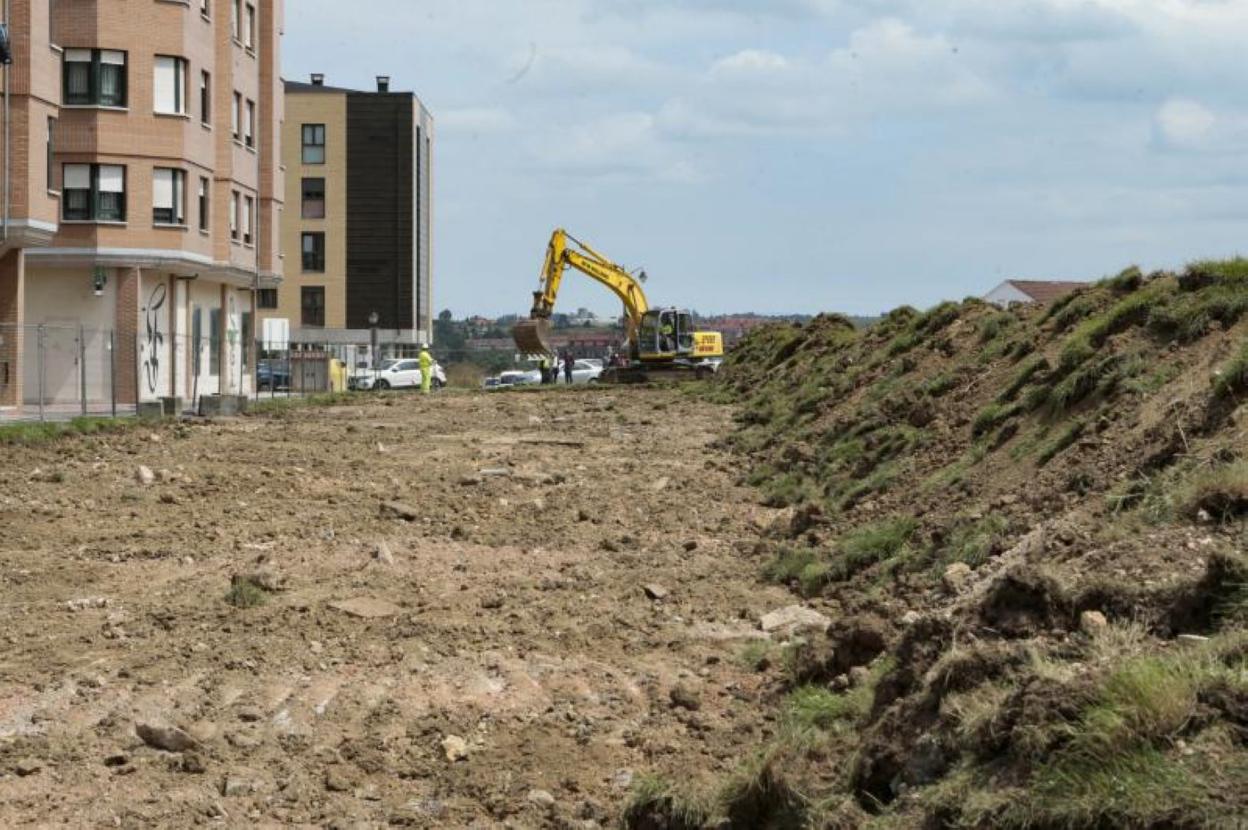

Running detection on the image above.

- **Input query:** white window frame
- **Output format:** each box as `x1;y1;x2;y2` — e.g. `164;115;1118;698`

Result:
198;177;209;232
231;91;241;140
244;99;255;148
153;56;188;116
243;195;254;245
153;168;186;226
199;70;211;125
244;3;256;51
229;190;239;240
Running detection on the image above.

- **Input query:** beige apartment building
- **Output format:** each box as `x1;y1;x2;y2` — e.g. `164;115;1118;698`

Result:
0;0;283;414
259;74;432;351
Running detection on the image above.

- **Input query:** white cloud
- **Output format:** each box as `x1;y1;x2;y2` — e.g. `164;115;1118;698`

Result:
711;49;790;75
438;107;517;135
1153;98;1248;154
527;112;701;183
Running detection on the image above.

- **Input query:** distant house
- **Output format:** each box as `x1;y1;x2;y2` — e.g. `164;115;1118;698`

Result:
984;280;1089;307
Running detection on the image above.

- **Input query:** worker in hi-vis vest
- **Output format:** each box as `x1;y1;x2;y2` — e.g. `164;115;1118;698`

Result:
419;345;433;395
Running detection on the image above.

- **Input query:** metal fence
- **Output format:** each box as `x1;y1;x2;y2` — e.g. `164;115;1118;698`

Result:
0;325;588;423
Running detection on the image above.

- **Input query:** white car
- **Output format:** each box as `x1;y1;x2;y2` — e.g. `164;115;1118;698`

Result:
564;359;604;384
350;358;446;391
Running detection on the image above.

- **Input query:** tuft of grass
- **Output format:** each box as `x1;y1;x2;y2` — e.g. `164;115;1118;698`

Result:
940;514;1009;567
1048;294;1098;332
1212;341;1248;400
621;774;712;830
225;575;271;608
942;682;1013;750
1036;419;1085;467
998;355;1049;403
834;517;919;579
921;372;958;398
249;391;355;415
1174;461;1248;522
0;416;134;446
972;402;1023;438
1101;265;1144;294
761;547;831;597
738;641;774;672
783;685;869;733
978;312;1015;344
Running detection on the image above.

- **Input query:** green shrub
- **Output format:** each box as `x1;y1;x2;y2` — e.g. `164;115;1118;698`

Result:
225;576;270;608
978;312;1015;343
1102;265;1144;294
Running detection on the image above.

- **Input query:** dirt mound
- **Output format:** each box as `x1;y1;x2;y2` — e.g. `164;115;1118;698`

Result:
656;259;1248;827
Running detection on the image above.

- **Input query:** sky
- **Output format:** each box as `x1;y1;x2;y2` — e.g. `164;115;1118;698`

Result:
283;0;1248;318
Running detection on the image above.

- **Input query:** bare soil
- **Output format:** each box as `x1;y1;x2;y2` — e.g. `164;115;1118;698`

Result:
0;389;792;828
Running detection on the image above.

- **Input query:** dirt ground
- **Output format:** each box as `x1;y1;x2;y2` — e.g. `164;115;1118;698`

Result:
0;388;795;828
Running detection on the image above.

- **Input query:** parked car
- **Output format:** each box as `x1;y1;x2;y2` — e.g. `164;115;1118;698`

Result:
566;359;604;384
350;358;447;391
256;360;291;391
486;369;540;389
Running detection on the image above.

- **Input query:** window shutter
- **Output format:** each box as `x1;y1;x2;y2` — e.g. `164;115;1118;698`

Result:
153;169;174;208
63;164;91;189
98;165;125;192
154;57;175;113
100;50;125;65
65;48;92;63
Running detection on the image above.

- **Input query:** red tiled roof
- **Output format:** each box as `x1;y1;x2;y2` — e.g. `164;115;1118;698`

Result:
1006;280;1089;304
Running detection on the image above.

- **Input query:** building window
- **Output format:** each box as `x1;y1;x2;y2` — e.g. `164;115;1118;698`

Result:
244;3;256;50
46;118;56;191
301;232;325;272
257;288;278;310
198;177;209;231
63;49;127;107
244;99;255;147
199;71;211;124
200;0;210;17
62;163;126;221
301;178;325;219
209;308;221;375
301;287;325;328
243;196;253;244
301;124;325;164
231;92;241;140
152;168;186;225
229;190;239;240
230;0;240;40
153;56;188;115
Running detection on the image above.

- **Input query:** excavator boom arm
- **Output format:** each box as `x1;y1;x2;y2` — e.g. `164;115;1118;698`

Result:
516;229;650;355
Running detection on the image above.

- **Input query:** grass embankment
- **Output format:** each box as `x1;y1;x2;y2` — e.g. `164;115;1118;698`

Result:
627;259;1248;828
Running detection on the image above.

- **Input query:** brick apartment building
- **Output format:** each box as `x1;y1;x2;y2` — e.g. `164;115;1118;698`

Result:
0;0;283;413
257;73;433;350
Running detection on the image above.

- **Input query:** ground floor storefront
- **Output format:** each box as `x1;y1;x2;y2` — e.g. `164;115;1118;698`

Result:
0;250;256;419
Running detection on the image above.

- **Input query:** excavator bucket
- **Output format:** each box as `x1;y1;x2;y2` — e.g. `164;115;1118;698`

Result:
512;318;554;356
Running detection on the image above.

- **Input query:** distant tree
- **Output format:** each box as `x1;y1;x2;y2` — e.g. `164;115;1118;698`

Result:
434;309;466;353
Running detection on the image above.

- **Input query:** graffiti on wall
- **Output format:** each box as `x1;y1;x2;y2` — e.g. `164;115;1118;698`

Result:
142;283;168;396
225;294;239;392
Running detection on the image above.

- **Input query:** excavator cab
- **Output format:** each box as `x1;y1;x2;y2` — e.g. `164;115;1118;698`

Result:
638;308;695;361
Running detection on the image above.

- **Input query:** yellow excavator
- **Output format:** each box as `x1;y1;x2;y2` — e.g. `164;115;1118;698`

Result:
512;229;724;382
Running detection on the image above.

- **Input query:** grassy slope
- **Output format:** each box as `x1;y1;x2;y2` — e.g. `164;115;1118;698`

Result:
629;261;1248;828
